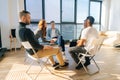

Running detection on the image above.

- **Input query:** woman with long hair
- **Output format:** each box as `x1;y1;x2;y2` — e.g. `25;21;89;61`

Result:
34;19;49;42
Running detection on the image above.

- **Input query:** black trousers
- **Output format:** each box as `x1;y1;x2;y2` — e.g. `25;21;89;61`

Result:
69;46;90;64
69;39;77;47
54;36;65;52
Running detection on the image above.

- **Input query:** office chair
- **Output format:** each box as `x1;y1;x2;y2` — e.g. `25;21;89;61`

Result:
21;41;51;80
9;29;17;52
77;36;105;74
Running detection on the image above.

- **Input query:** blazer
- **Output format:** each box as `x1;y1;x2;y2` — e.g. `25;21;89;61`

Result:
47;28;61;40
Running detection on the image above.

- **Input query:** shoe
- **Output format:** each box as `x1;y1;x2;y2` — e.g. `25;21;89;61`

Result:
76;63;83;70
52;62;59;67
53;62;60;70
54;65;60;70
60;62;69;68
54;62;69;70
84;62;90;67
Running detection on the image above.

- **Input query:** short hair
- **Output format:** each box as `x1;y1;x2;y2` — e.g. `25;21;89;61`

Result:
19;10;30;18
50;21;55;23
86;16;95;25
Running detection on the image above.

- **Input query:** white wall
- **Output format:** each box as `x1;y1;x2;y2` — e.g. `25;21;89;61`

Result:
101;0;111;31
0;0;24;49
109;0;120;31
101;0;120;31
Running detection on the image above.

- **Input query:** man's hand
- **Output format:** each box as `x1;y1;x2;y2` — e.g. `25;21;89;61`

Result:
50;40;55;43
77;40;80;44
43;45;53;50
50;38;57;43
77;39;86;46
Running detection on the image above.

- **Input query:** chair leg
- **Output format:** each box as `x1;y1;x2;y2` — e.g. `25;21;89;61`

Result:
26;59;51;80
92;58;100;71
78;56;100;74
42;58;52;73
14;39;17;53
10;39;12;51
26;61;34;74
34;62;44;80
79;60;89;73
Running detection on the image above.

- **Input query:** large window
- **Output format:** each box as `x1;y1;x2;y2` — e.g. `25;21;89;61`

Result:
62;0;75;22
25;0;42;21
90;1;101;23
77;0;89;23
25;0;102;40
45;0;60;23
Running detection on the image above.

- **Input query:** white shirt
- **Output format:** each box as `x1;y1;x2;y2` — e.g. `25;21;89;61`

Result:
51;29;56;38
81;27;99;52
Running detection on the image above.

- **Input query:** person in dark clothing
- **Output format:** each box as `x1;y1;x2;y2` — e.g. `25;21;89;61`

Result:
34;19;49;43
17;10;68;69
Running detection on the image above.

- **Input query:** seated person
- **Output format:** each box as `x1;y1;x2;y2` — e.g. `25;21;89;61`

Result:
34;19;49;43
69;16;99;70
47;21;67;59
69;20;87;47
17;10;68;69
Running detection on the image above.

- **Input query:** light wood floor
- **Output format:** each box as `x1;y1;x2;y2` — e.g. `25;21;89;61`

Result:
0;45;120;80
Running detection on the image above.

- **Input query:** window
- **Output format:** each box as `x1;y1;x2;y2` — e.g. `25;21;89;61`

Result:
90;1;101;23
25;0;102;40
62;0;75;22
77;0;89;23
45;0;60;23
25;0;42;21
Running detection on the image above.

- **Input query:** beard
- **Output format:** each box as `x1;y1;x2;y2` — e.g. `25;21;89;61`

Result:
26;21;31;25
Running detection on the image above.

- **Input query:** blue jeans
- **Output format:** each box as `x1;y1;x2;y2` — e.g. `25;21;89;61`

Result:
54;36;65;52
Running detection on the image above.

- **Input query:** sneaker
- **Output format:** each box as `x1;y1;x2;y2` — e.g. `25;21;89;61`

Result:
52;62;59;67
76;63;83;70
60;62;69;68
53;62;60;70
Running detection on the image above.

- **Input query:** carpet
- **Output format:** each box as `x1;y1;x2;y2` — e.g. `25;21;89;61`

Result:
4;64;73;80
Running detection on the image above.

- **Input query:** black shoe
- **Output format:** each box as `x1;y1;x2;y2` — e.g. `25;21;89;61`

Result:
76;63;83;70
84;62;90;67
53;62;60;70
54;62;69;70
52;62;59;67
60;62;69;68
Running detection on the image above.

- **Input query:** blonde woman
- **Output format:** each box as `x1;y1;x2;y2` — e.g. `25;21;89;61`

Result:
34;19;49;42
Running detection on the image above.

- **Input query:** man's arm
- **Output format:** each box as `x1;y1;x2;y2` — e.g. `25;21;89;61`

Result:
26;29;44;50
77;39;86;46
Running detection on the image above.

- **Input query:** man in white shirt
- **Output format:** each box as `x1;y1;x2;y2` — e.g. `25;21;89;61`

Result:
69;16;99;69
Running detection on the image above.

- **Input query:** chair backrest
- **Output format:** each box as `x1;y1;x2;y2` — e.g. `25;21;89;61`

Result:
21;41;32;49
21;41;36;54
21;41;38;60
11;29;16;38
88;36;105;55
